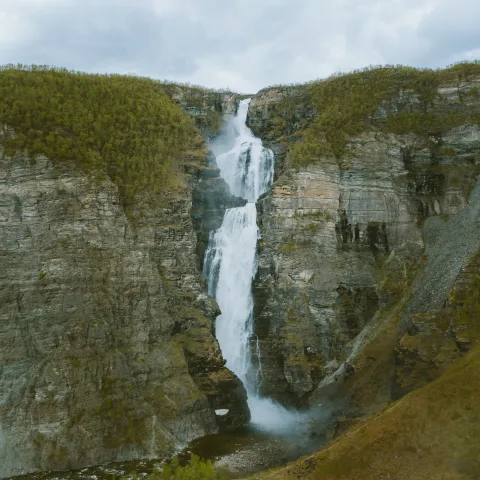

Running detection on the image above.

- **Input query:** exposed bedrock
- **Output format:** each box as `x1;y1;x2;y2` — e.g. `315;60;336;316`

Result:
247;79;480;407
0;148;249;477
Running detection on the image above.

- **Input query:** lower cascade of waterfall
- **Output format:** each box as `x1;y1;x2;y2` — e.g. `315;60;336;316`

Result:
203;99;300;432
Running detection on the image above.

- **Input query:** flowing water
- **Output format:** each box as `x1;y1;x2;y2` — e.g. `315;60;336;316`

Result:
13;100;334;480
204;100;301;432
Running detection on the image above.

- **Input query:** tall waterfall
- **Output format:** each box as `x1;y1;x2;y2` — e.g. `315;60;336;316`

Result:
204;100;296;431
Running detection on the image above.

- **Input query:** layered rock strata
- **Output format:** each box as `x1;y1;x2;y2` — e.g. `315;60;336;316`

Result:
0;149;249;476
248;78;480;407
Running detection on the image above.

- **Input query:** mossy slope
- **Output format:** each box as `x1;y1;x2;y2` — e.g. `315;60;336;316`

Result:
254;346;480;480
0;65;205;207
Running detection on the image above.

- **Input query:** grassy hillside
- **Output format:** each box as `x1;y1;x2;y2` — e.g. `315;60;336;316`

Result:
0;65;206;206
254;346;480;480
255;62;480;168
251;245;480;480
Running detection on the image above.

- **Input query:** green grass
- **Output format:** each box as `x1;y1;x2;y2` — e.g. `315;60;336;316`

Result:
0;64;206;208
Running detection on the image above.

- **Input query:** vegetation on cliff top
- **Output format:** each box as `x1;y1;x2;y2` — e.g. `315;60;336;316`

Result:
256;61;480;167
0;65;207;206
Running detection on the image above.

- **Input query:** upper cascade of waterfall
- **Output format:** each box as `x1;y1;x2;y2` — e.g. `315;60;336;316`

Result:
212;99;274;202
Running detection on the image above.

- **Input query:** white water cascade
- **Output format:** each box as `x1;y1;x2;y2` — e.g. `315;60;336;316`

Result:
204;100;299;432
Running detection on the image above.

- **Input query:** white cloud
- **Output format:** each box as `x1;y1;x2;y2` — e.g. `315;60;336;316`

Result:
0;0;479;91
0;3;37;51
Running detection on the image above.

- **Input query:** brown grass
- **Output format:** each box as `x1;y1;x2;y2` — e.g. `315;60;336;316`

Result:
253;346;480;480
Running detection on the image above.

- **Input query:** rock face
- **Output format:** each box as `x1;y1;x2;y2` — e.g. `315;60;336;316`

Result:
247;78;480;407
0;149;249;476
164;86;248;268
161;85;244;140
246;86;311;176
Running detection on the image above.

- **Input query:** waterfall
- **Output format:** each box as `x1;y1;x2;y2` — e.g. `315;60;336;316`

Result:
204;99;298;432
213;100;274;201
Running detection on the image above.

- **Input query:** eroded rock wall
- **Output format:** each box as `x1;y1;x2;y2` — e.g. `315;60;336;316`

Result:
0;151;249;477
248;80;480;407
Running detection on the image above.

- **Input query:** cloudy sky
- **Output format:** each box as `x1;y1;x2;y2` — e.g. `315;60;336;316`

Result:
0;0;479;92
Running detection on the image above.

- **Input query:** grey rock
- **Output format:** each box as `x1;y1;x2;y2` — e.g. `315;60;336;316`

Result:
247;79;480;406
0;150;249;477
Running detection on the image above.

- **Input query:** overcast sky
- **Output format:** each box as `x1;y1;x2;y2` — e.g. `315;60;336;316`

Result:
0;0;479;92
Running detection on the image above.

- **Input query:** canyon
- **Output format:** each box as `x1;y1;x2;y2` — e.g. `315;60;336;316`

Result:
0;64;479;478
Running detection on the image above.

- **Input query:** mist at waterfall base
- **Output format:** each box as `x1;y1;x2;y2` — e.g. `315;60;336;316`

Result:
204;100;305;434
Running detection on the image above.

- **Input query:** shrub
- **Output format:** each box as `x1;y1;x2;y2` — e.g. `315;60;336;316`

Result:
137;455;225;480
0;64;205;207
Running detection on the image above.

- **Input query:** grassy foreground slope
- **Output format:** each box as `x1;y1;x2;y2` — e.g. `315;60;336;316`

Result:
252;246;480;480
255;346;480;480
0;65;206;207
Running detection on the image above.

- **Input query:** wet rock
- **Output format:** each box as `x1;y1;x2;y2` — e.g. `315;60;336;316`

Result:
192;152;246;269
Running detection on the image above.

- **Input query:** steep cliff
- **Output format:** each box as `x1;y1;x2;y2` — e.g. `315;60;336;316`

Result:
0;67;249;477
161;82;248;268
252;248;480;479
160;82;243;139
247;63;480;407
